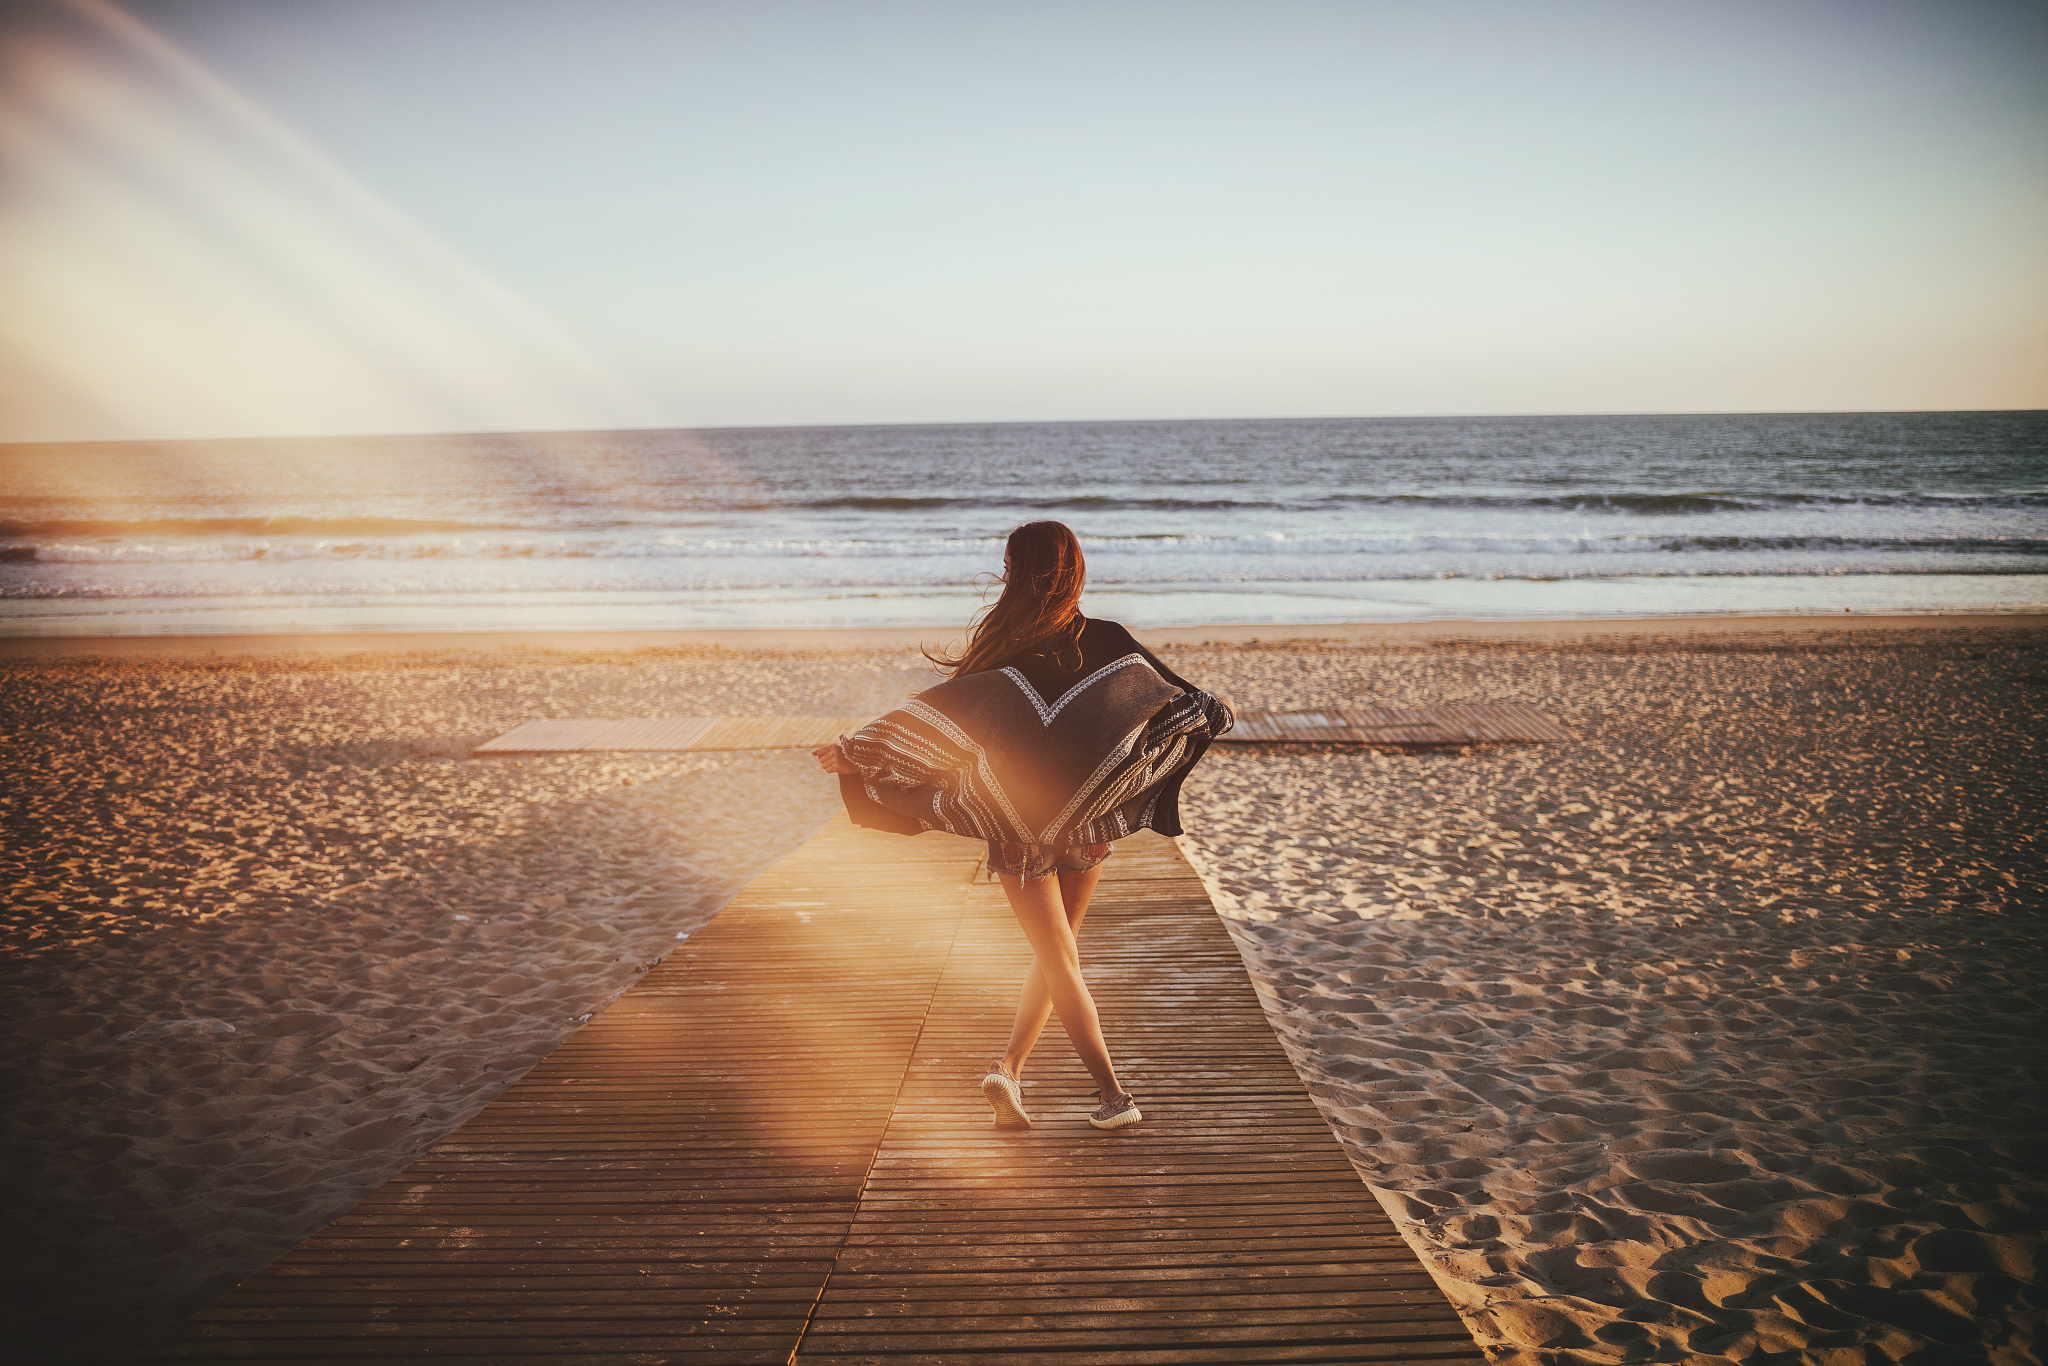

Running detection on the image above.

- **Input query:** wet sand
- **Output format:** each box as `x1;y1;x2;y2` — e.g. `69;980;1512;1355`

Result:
2;618;2043;1363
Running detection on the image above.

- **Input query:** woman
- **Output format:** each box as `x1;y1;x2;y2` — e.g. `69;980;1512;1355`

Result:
813;521;1233;1131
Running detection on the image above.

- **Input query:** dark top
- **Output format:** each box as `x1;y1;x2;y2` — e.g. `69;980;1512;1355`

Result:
988;617;1212;840
1005;617;1197;700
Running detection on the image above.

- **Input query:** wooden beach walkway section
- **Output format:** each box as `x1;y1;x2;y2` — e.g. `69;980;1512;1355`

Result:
472;703;1567;758
151;821;1482;1364
1219;703;1567;747
473;716;868;757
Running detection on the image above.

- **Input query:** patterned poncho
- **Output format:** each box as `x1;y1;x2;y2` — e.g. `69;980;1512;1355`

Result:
837;652;1234;847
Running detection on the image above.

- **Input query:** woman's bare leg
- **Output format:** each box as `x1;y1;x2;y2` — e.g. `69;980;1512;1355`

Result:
995;866;1122;1099
1001;864;1103;1077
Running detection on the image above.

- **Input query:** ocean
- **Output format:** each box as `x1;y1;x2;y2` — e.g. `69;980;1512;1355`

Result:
2;411;2043;637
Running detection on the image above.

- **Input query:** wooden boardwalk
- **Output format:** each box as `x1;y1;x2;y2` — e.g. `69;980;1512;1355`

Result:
1219;704;1567;747
472;704;1568;758
150;822;1482;1364
473;717;868;757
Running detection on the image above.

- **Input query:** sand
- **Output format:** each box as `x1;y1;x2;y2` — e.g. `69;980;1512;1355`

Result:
1171;623;2047;1364
2;619;2044;1364
1;643;935;1363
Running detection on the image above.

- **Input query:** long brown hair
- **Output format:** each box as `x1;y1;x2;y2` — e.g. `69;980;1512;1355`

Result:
927;521;1087;678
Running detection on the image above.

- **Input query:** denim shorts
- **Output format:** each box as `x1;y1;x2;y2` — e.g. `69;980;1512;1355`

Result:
985;840;1114;882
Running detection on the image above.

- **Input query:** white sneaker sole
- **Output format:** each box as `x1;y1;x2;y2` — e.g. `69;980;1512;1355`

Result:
1088;1102;1142;1130
981;1072;1031;1128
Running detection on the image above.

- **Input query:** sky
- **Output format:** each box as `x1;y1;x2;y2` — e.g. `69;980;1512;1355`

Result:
1;0;2043;442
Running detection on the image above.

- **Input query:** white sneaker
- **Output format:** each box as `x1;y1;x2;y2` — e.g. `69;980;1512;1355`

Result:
981;1061;1030;1128
1088;1090;1141;1130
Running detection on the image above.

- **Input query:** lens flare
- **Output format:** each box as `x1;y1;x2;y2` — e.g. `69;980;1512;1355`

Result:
0;0;661;443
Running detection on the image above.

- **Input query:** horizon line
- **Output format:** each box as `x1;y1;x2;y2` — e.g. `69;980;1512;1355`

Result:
6;404;2045;449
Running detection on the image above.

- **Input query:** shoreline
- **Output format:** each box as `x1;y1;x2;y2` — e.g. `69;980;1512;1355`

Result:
2;610;2042;661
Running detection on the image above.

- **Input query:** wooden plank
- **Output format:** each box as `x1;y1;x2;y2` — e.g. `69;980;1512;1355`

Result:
1344;707;1472;746
469;716;632;755
145;820;1482;1364
1219;703;1565;747
1435;701;1573;743
600;715;719;750
474;705;1562;755
472;715;867;756
688;716;867;751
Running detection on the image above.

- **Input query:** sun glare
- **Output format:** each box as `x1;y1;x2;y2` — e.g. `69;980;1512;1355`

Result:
0;0;659;445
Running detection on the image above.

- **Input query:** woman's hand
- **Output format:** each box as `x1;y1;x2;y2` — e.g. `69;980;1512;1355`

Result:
812;742;859;775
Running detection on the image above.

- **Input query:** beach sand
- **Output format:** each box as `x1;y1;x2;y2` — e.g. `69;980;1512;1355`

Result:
2;618;2043;1363
1171;621;2047;1364
1;643;935;1362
